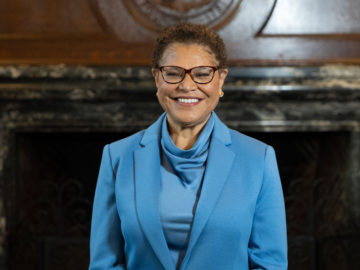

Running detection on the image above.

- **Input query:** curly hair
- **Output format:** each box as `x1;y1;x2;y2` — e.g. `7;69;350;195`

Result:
152;23;227;69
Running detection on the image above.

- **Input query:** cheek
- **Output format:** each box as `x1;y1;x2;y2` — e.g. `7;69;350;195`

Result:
157;85;175;107
158;80;178;95
156;93;168;112
157;86;172;99
201;84;220;99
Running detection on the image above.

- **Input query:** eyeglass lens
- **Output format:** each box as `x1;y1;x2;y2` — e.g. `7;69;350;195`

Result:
161;66;215;84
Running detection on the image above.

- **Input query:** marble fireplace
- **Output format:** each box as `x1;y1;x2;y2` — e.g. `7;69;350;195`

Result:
0;65;359;270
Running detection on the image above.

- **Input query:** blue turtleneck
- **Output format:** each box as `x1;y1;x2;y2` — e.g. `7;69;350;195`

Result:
159;113;215;269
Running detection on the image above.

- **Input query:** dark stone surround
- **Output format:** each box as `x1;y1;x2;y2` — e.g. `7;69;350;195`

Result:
0;65;359;269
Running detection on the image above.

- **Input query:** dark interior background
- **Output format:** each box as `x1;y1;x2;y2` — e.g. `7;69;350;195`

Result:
1;0;360;269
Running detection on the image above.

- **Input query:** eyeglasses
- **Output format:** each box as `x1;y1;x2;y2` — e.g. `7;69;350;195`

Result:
159;66;218;84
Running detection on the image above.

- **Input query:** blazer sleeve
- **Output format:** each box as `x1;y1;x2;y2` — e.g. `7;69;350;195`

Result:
89;145;126;270
248;146;288;270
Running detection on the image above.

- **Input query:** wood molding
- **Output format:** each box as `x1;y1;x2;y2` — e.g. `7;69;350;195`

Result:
1;0;360;65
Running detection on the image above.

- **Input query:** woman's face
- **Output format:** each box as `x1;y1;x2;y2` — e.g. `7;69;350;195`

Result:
152;42;228;129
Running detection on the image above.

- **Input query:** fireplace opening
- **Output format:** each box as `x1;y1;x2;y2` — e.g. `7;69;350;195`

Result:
6;131;357;270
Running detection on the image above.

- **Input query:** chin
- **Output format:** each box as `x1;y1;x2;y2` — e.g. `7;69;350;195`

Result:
175;115;210;128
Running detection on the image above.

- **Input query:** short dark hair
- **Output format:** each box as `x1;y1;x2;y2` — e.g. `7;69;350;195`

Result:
152;23;227;69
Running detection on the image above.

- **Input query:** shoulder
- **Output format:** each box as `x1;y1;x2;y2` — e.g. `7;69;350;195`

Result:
107;130;145;157
98;130;146;172
102;113;164;166
227;128;280;192
228;128;269;157
211;112;271;159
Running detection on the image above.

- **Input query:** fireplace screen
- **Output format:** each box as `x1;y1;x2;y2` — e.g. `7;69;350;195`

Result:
5;130;359;269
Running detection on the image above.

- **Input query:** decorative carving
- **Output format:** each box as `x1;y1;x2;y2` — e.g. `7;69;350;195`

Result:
153;0;213;12
118;0;240;31
261;0;360;36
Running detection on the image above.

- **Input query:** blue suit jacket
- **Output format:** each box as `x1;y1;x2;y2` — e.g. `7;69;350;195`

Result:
89;112;287;270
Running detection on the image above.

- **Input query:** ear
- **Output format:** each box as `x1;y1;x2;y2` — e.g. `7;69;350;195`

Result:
152;68;161;88
218;68;228;88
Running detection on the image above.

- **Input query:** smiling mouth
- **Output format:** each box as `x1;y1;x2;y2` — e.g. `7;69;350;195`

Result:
176;98;201;104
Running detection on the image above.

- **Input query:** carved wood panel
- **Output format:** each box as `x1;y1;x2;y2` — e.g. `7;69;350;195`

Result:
262;0;360;35
1;0;360;65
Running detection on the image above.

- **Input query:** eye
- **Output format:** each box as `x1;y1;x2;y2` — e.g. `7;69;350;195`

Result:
165;71;182;77
193;68;212;77
163;67;183;77
194;72;211;77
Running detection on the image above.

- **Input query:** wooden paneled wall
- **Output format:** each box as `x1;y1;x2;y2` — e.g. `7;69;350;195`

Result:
1;0;360;66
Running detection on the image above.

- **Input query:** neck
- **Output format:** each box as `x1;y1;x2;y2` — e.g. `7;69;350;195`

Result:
167;115;210;150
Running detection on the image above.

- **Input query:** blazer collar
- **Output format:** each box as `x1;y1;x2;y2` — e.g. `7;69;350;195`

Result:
135;133;175;270
139;112;166;146
210;112;232;146
135;111;234;270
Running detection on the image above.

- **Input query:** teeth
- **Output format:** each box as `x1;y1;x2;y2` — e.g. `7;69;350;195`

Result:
177;98;199;103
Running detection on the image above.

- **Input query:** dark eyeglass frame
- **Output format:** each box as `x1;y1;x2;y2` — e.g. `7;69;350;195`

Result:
158;65;218;84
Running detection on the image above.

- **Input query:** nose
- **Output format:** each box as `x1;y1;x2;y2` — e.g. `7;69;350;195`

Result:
178;73;197;91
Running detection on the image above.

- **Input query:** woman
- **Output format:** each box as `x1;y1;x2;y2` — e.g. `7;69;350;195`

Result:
89;23;287;270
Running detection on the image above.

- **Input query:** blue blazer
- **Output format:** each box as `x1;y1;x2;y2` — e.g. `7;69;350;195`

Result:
89;113;287;270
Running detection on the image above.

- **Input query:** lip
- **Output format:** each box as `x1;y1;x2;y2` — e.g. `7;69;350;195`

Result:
172;97;203;106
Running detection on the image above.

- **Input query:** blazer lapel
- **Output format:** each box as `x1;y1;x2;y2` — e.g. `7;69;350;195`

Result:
134;114;175;270
180;114;235;269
